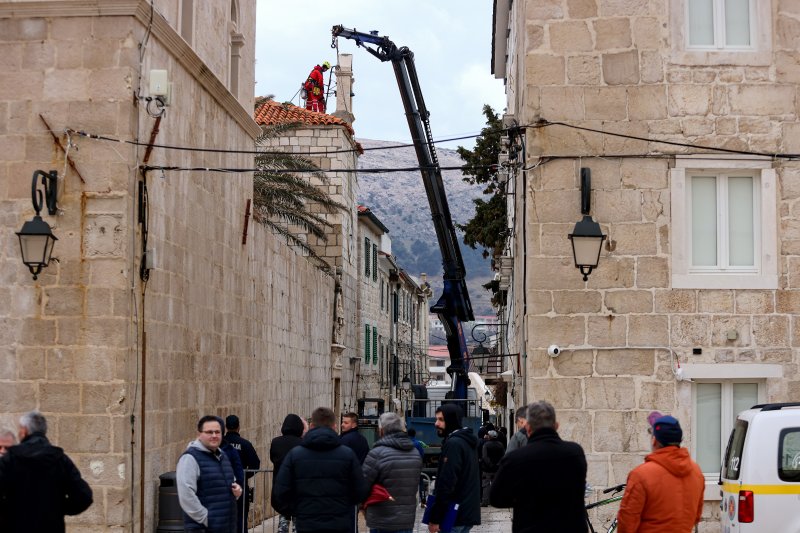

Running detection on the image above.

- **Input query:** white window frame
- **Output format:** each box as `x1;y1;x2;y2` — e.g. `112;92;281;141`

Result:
686;0;755;51
671;156;777;289
684;363;782;499
669;0;772;66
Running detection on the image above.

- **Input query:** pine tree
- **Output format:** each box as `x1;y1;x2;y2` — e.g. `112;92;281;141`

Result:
456;105;507;259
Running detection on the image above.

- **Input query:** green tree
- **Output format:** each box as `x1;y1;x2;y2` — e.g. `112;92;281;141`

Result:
456;104;507;258
252;122;346;269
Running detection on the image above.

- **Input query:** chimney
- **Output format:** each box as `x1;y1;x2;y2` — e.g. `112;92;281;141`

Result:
331;53;355;125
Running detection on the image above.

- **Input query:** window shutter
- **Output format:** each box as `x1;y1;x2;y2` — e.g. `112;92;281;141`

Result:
365;237;371;277
372;326;378;364
372;243;378;281
365;324;370;363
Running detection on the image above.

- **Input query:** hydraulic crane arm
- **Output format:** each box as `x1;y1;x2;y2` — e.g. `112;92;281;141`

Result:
332;26;475;400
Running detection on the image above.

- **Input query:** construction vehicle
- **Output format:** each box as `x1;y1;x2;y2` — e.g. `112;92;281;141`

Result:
332;26;479;470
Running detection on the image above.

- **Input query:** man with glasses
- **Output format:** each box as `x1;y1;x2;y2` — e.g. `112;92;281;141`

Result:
177;415;243;532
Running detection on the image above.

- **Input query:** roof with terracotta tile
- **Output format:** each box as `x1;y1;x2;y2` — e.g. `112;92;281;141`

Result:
254;98;355;136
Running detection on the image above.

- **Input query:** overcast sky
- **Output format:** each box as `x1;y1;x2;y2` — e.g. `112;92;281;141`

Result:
254;1;507;149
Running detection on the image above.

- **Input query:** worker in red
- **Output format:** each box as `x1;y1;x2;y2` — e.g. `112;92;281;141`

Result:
304;60;330;113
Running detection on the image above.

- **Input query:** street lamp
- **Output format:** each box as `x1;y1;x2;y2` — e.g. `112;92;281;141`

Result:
471;343;491;374
17;170;59;280
401;375;411;391
568;168;606;281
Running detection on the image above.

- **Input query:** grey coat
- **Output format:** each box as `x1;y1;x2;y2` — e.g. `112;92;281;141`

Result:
362;432;423;531
506;428;528;454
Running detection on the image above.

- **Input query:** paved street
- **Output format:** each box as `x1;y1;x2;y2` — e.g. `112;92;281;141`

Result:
249;504;513;532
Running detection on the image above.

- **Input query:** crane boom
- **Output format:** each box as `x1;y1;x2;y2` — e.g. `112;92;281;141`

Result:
332;25;475;400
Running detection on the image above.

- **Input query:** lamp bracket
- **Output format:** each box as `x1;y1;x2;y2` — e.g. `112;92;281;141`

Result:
580;167;591;215
32;170;58;216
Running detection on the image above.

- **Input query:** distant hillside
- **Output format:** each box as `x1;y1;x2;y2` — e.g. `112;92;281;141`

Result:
356;139;494;316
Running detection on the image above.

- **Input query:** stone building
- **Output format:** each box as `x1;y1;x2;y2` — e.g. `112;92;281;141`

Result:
492;0;800;527
357;205;389;402
357;205;432;414
2;1;341;530
254;97;361;421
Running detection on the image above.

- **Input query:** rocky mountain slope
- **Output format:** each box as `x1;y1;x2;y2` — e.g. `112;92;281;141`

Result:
356;139;495;316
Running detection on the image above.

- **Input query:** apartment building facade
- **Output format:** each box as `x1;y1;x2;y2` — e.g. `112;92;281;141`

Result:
493;0;800;523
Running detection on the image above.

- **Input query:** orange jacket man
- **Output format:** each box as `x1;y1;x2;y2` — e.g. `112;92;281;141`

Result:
617;415;704;533
304;61;330;112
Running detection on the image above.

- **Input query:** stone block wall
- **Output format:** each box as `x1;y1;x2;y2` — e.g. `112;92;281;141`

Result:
259;124;361;410
501;1;800;528
1;2;336;531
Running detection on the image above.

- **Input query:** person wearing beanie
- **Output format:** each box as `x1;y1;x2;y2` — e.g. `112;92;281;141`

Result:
489;401;587;533
427;404;480;532
616;415;704;533
270;414;306;533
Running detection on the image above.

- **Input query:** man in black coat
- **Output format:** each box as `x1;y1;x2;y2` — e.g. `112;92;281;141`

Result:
489;401;588;533
427;404;481;533
340;411;369;464
0;410;93;533
272;407;369;533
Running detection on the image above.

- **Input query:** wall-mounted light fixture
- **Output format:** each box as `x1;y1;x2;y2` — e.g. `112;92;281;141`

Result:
568;168;606;281
16;170;59;280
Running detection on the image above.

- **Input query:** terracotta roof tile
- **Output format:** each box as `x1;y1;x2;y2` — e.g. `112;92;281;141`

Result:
254;99;355;136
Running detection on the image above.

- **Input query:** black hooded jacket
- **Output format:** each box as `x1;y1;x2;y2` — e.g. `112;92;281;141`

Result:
269;414;305;481
489;427;588;533
271;426;369;533
0;433;93;533
430;404;481;527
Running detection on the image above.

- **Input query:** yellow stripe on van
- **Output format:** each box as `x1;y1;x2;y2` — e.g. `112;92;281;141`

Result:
721;482;800;495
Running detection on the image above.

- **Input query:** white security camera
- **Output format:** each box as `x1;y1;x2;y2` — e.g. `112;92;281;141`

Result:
547;345;561;357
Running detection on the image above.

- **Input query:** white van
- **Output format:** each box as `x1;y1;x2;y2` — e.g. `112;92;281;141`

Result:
719;403;800;533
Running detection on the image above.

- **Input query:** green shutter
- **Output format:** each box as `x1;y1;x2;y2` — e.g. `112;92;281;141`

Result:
372;244;378;281
365;237;370;277
372;327;378;364
365;324;370;363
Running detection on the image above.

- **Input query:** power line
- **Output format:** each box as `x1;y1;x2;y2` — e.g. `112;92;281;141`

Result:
66;128;491;157
532;121;800;160
141;164;498;174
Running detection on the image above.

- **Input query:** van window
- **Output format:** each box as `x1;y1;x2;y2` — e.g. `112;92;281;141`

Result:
723;419;748;480
778;428;800;482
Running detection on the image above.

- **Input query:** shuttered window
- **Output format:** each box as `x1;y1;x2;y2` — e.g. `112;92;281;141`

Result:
372;326;378;364
364;324;370;364
364;237;371;277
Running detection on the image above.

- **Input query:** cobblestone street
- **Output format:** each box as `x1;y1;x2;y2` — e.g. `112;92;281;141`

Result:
249;504;514;532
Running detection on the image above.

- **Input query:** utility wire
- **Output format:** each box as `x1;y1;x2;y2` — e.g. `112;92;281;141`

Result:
67;128;491;156
533;120;800;160
141;164;499;174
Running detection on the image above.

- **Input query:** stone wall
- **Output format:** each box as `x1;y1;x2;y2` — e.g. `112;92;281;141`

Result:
1;2;337;531
259;124;361;413
500;1;800;529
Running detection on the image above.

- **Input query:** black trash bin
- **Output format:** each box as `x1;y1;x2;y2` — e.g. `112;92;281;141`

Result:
156;471;184;532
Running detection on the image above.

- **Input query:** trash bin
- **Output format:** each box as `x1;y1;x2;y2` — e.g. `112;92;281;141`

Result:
156;471;184;532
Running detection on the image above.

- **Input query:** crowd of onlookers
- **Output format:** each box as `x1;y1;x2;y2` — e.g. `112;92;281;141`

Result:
0;402;704;533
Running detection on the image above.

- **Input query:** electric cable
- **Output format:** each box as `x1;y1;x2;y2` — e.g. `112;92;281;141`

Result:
67;129;489;156
532;120;800;160
140;163;500;174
